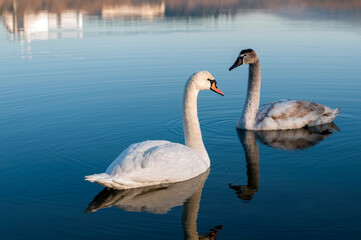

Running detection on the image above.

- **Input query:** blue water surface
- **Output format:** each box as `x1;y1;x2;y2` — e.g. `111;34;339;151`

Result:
0;1;360;239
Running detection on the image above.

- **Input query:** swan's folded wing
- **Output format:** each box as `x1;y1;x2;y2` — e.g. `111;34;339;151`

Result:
255;100;337;130
113;142;208;182
86;140;209;189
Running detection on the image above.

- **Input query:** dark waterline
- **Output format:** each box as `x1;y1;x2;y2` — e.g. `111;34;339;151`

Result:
1;0;361;239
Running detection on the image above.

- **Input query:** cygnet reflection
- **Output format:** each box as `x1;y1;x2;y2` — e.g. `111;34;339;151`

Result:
253;123;339;150
86;169;222;239
229;123;339;201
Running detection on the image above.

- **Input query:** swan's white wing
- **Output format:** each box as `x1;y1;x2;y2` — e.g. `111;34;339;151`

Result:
255;100;340;130
85;140;209;189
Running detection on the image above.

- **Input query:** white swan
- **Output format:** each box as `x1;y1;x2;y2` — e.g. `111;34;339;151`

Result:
229;49;341;130
85;71;224;189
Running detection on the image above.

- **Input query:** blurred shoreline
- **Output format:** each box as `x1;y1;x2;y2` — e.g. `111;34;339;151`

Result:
0;0;360;16
1;0;360;43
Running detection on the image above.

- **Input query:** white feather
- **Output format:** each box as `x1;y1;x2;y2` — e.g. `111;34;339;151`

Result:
85;71;219;189
85;141;208;189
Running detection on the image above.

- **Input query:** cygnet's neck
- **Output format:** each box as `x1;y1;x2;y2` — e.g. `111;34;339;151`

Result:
182;80;210;162
239;131;259;191
238;60;261;130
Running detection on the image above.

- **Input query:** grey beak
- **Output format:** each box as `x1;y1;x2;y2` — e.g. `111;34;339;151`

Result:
229;57;243;71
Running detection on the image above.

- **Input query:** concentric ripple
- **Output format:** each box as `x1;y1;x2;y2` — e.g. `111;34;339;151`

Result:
167;110;239;141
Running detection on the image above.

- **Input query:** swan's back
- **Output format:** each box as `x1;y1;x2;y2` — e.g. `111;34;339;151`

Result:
85;140;209;189
255;100;340;130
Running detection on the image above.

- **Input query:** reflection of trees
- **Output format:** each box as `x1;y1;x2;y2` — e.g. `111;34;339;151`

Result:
165;0;239;17
1;0;360;16
244;0;361;10
1;0;360;43
0;0;165;15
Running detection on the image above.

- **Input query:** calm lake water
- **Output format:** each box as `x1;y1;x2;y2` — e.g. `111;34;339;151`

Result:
1;0;361;239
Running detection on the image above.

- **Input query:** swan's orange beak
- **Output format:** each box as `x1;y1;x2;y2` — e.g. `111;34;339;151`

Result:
210;81;224;96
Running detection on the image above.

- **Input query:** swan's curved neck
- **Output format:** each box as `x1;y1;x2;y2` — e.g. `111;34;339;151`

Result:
238;60;261;129
182;80;209;162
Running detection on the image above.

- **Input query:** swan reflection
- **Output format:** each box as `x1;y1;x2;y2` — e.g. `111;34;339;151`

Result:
230;123;339;201
86;169;222;239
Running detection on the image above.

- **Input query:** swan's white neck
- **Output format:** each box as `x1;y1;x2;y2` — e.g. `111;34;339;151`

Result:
182;79;210;163
238;60;261;130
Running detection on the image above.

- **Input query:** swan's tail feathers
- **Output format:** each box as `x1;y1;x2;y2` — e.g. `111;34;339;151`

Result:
85;173;137;189
335;107;342;115
331;107;342;122
85;173;109;183
85;173;117;188
310;107;341;127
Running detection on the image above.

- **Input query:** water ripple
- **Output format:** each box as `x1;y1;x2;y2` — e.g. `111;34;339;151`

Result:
167;111;238;140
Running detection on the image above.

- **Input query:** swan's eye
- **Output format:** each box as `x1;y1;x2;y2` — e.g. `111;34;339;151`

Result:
207;78;216;84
